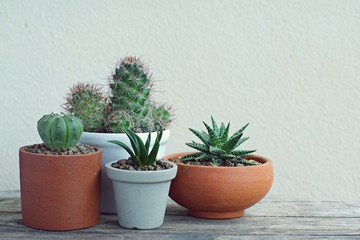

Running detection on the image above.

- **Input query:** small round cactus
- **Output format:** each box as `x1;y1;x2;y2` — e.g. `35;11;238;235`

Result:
37;113;84;149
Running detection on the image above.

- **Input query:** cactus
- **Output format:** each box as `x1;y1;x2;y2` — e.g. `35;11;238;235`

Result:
63;56;173;133
109;56;151;119
64;83;107;132
105;110;134;133
37;113;84;149
150;104;172;131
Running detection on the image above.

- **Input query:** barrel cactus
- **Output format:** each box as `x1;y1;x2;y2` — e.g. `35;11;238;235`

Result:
37;113;84;149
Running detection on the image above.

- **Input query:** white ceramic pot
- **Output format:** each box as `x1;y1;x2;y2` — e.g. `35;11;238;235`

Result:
79;129;170;214
105;160;177;229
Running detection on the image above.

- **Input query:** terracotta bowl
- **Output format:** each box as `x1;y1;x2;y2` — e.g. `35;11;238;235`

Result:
163;152;274;219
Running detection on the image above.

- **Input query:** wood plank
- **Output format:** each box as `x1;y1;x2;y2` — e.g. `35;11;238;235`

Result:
0;197;359;239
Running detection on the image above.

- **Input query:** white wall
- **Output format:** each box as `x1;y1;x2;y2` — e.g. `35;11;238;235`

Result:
1;0;359;202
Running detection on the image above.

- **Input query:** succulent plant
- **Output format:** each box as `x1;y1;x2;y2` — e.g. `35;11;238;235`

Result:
63;56;172;134
64;83;107;132
181;116;257;166
109;127;163;167
149;104;172;131
105;110;134;133
37;112;84;149
109;56;151;119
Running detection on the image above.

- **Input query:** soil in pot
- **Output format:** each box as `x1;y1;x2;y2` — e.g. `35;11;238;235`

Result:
171;157;261;167
24;143;97;155
111;158;173;171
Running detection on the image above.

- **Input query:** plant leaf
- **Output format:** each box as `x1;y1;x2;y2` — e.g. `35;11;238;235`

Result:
108;140;137;162
189;128;210;145
203;121;218;146
148;128;163;165
124;128;140;159
233;136;249;149
145;132;151;154
222;132;243;152
231;149;256;156
211;116;220;136
186;142;209;153
181;152;202;161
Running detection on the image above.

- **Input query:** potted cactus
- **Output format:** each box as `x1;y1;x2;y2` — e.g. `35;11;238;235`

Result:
19;113;102;230
163;116;274;219
105;127;177;229
63;56;173;213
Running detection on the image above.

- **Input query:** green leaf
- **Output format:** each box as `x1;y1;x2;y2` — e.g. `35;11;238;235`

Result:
148;128;163;165
181;152;202;161
145;132;151;154
233;136;249;149
231;149;256;156
108;140;137;162
211;116;220;136
220;122;230;143
186;142;209;153
203;121;218;146
124;128;141;159
195;153;213;161
209;146;226;155
223;123;249;151
222;133;242;152
189;128;210;145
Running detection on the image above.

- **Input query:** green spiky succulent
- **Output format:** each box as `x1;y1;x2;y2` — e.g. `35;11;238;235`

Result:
64;83;107;132
109;127;163;167
63;56;172;133
150;104;172;131
37;112;83;149
105;110;134;133
181;116;257;166
109;56;151;120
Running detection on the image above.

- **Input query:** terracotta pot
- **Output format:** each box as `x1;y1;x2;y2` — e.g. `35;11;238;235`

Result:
19;146;102;230
164;152;274;219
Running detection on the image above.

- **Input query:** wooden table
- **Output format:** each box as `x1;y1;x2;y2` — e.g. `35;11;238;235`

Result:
1;197;359;239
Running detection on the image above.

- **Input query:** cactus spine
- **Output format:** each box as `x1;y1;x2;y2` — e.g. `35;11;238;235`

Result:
37;113;84;149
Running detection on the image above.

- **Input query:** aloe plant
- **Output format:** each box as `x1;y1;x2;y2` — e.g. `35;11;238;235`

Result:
181;116;257;166
109;128;163;167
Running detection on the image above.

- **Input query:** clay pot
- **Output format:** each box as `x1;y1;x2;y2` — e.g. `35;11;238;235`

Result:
164;152;274;219
19;147;102;230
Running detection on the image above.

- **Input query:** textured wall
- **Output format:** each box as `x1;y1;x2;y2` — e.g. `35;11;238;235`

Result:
1;0;359;202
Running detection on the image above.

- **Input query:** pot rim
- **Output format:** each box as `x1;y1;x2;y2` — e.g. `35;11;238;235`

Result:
81;129;170;136
105;160;178;183
19;145;102;158
163;152;272;169
105;159;177;174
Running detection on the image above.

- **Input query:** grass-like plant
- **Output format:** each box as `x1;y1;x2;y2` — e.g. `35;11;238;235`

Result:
109;127;163;167
181;116;257;166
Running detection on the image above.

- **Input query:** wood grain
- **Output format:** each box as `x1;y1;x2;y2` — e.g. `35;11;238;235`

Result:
0;197;359;239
